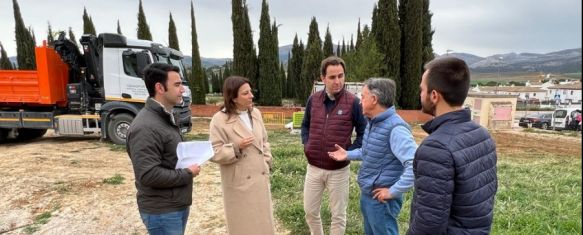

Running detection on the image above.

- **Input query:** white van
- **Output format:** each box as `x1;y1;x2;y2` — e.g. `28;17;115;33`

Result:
552;108;582;131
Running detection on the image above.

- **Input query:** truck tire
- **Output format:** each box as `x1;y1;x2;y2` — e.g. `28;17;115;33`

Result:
0;128;9;143
15;128;48;141
107;113;134;145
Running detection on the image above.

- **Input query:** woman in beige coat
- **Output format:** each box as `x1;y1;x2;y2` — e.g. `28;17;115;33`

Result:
209;76;275;235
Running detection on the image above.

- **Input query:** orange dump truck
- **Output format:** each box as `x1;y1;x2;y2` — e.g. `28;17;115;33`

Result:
0;33;192;144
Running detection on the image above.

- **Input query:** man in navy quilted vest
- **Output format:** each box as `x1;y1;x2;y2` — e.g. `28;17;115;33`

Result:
301;56;367;235
407;57;498;235
328;78;417;235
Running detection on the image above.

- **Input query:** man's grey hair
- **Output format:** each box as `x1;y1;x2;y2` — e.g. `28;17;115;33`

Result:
364;78;396;108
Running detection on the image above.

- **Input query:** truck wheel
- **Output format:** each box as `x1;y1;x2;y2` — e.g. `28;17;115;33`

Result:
107;113;134;145
0;128;9;143
541;123;548;130
15;128;47;141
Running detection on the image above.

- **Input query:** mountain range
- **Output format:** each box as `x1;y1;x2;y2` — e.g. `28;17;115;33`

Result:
8;47;581;74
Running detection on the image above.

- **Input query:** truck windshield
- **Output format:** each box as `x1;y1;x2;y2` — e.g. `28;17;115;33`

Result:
153;54;187;82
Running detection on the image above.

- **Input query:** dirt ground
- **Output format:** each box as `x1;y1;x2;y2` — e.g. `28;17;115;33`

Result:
0;119;580;234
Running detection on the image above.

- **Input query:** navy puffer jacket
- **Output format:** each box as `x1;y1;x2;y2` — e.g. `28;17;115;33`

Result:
407;109;497;235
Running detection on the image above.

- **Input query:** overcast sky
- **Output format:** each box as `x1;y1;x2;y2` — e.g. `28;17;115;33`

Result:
0;0;581;58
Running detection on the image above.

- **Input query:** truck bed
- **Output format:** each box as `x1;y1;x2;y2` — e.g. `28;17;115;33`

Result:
0;45;69;107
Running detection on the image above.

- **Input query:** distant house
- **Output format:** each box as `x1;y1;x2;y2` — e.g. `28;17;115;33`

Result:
464;92;517;130
547;82;582;104
478;86;547;102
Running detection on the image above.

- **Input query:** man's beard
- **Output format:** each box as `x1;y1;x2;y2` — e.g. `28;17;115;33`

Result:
421;96;436;116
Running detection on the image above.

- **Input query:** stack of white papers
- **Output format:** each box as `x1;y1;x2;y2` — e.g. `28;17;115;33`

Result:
176;141;214;169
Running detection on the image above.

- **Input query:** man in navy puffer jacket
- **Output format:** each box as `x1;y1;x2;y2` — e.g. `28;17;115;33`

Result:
407;57;497;235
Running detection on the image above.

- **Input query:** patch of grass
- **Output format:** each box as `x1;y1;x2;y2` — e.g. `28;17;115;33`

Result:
54;181;72;193
102;174;125;185
23;211;53;234
183;133;209;141
109;144;126;152
522;128;581;137
269;130;582;234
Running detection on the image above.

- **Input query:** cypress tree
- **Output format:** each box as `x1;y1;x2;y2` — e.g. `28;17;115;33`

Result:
287;35;303;100
371;4;378;37
271;20;282;105
190;1;206;104
399;0;423;109
168;12;180;51
47;22;54;47
68;27;78;47
341;38;346;56
323;26;334;57
203;69;210;94
299;17;323;105
137;0;153;40
117;20;123;35
82;7;96;35
12;0;35;70
0;42;14;70
422;0;435;65
350;34;355;52
356;18;362;50
232;0;258;93
374;0;401;101
336;41;341;57
278;63;286;100
257;0;281;105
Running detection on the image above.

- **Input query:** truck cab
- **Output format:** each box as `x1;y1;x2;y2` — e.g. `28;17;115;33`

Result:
0;33;192;144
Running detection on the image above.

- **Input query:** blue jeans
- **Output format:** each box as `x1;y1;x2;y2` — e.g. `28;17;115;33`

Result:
360;194;403;235
139;208;190;235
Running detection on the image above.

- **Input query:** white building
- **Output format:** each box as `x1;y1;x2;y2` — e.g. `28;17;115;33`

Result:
547;82;582;104
478;86;547;102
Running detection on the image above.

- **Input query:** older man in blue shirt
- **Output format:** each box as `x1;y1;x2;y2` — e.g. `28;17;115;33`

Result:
329;78;417;235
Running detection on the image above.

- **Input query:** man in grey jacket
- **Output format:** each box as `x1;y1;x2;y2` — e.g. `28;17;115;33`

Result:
127;63;201;235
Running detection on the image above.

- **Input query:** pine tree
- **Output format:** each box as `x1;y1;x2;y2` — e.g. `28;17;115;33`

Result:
257;0;281;105
190;1;206;104
399;0;423;109
117;20;123;35
323;26;334;57
12;0;35;70
373;0;401;101
0;41;14;70
350;34;355;52
68;27;78;47
168;12;180;51
299;17;323;105
343;25;384;82
422;0;435;65
336;41;341;57
47;22;54;47
82;7;96;35
232;0;258;92
137;0;153;40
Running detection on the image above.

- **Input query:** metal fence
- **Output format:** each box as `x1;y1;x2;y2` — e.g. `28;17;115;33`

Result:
261;112;285;126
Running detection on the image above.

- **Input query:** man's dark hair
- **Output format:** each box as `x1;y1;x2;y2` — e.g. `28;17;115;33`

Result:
143;63;180;97
320;56;346;76
221;76;251;116
424;57;470;106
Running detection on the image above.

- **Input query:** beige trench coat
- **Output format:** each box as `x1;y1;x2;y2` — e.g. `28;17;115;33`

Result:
209;108;275;235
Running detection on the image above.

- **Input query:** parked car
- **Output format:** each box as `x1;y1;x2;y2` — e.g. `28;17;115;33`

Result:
552;108;582;131
519;113;553;129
